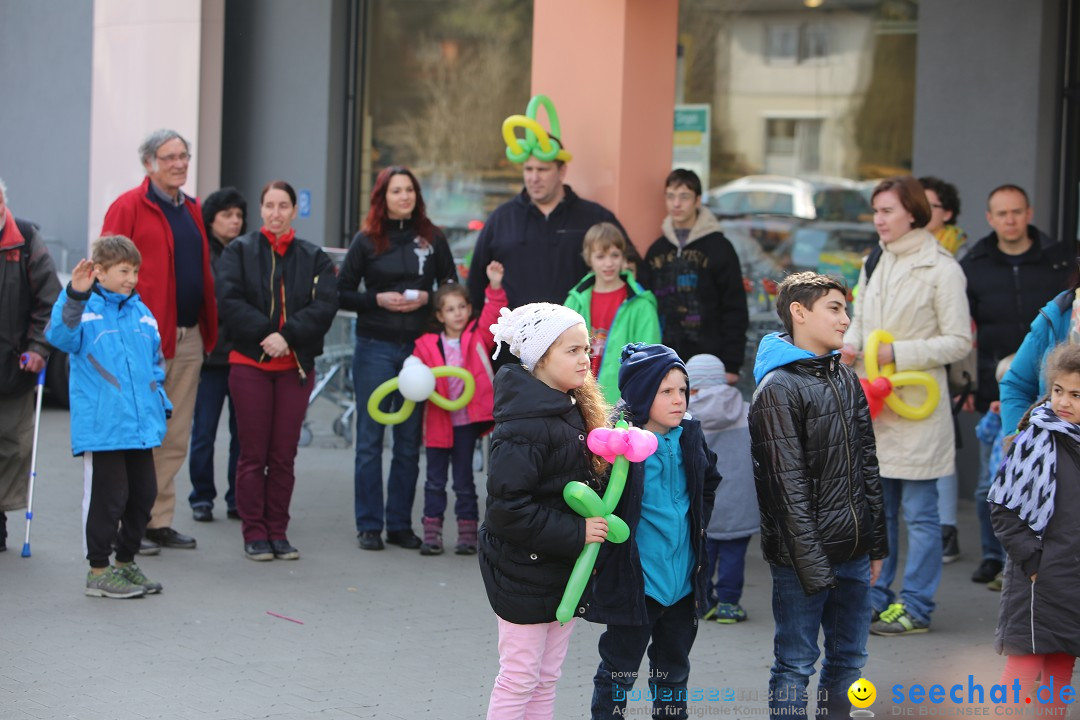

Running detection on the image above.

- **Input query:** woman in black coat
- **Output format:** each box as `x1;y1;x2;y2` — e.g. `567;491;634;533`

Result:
337;167;456;552
217;180;338;561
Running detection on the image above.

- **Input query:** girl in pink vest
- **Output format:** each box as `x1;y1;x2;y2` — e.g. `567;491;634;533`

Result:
411;261;506;554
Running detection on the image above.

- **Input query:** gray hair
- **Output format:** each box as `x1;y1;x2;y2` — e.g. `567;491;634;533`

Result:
0;176;7;203
138;129;190;167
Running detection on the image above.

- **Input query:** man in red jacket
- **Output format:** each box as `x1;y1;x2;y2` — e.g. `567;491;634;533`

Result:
101;129;217;555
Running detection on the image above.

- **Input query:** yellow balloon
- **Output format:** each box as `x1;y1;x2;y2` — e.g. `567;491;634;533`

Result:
863;329;939;421
367;365;477;425
428;367;476;412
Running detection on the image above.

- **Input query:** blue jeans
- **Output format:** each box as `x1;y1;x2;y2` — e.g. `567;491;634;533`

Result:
423;422;482;521
975;437;1005;562
188;365;238;511
591;594;698;719
937;472;957;526
352;336;423;534
769;556;871;718
705;536;752;606
871;477;942;624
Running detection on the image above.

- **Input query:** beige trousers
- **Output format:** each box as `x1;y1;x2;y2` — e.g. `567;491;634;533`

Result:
149;326;204;529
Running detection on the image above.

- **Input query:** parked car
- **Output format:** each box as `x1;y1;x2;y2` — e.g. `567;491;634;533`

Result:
706;175;872;224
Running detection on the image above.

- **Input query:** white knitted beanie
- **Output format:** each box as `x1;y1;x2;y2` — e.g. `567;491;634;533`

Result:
490;303;586;371
685;354;727;390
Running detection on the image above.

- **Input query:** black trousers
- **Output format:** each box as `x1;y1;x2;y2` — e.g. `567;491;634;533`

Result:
591;593;699;719
84;450;157;568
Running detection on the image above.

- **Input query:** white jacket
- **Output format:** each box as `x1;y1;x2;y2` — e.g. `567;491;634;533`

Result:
845;228;972;480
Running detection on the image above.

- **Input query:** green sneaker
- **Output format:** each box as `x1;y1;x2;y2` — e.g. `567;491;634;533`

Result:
85;567;146;599
987;571;1004;592
117;561;163;594
870;603;928;636
714;603;748;624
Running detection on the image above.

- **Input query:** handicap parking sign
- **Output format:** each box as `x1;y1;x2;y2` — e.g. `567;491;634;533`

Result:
298;189;311;218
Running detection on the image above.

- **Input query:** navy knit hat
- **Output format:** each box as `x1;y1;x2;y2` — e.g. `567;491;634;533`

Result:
617;343;687;426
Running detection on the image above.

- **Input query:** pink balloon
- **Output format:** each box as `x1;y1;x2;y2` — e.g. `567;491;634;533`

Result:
587;426;658;463
624;428;658;462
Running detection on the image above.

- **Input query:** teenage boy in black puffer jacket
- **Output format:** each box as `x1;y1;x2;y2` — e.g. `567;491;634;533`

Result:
749;272;887;719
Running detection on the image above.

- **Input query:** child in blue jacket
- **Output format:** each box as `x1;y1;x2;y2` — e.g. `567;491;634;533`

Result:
586;343;721;720
47;235;171;599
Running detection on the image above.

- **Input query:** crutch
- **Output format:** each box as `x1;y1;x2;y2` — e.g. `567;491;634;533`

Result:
20;356;46;558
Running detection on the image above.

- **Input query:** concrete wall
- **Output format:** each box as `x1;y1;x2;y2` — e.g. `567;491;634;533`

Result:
913;0;1061;236
0;0;93;270
221;0;347;248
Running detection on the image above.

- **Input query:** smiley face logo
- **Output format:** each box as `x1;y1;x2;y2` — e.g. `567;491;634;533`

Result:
848;678;876;708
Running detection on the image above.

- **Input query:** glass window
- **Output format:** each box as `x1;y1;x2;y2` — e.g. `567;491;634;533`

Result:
361;0;534;277
677;0;918;376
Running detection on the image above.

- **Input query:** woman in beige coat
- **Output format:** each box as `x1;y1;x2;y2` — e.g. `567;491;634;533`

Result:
842;176;972;637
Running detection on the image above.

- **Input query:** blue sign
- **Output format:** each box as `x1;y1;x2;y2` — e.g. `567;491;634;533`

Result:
298;189;312;218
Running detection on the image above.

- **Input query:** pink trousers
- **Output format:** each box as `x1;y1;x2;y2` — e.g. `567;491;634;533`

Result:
487;616;576;720
1000;653;1076;716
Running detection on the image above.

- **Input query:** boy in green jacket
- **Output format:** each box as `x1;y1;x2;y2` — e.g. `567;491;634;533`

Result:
564;222;661;406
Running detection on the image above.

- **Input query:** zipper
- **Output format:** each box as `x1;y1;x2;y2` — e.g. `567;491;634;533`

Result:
825;361;859;557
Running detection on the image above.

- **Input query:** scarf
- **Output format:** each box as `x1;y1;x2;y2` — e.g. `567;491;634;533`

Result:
987;403;1080;534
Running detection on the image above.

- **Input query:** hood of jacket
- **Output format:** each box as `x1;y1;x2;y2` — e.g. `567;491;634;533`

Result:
661;206;725;247
492;363;576;423
753;332;824;384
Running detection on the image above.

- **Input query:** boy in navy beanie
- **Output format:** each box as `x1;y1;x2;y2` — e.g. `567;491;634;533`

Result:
586;342;721;719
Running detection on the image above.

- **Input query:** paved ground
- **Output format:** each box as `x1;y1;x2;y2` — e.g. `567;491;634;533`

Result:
0;398;1016;720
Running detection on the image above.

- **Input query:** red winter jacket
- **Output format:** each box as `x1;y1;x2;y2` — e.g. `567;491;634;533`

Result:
101;177;217;358
412;285;506;448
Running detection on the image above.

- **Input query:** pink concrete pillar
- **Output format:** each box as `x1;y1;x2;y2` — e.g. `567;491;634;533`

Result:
531;0;678;256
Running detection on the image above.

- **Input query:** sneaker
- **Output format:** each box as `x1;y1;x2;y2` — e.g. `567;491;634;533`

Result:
714;603;748;624
85;567;146;599
144;527;197;549
385;529;422;549
942;524;961;563
270;539;299;560
357;531;384;551
972;558;1003;584
987;571;1004;592
703;604;719;621
192;505;213;522
244;540;274;561
117;561;163;594
870;603;929;636
871;607;881;623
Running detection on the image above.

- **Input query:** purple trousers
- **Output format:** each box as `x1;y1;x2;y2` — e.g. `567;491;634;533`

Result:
229;364;312;543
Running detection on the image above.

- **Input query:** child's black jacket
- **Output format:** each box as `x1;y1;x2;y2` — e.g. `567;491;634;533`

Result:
478;363;594;624
584;417;721;625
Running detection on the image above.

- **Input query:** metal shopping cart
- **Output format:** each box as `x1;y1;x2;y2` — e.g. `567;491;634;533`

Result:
299;248;357;447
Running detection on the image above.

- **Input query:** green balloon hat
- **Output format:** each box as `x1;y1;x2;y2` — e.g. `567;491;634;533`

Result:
502;94;573;164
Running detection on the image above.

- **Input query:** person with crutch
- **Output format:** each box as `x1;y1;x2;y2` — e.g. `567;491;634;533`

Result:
0;177;61;552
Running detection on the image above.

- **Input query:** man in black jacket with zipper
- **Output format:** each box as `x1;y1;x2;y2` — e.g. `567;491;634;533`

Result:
467;157;626;311
960;184;1072;585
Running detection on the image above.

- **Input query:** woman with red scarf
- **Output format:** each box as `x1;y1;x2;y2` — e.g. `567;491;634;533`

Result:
217;180;338;561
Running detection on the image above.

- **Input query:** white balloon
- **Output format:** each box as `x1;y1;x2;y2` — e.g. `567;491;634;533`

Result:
398;356;435;402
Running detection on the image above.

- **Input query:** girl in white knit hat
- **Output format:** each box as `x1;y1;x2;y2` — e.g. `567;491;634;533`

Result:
479;302;610;720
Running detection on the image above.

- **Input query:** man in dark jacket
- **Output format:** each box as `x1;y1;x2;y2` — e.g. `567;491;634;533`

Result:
638;169;749;380
0;178;61;550
960;183;1072;585
467;156;627;310
750;273;887;715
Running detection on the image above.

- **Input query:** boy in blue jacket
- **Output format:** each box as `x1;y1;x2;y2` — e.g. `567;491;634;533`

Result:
749;272;886;717
46;235;171;599
587;343;722;720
